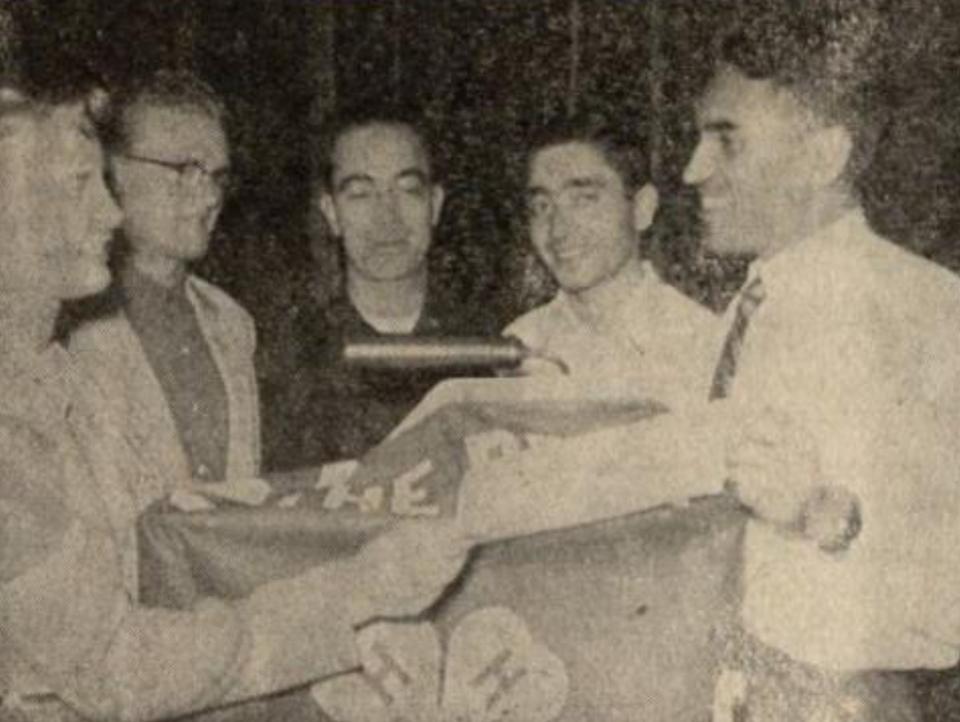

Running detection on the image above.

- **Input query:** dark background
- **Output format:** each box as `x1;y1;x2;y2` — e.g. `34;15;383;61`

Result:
15;3;960;712
13;0;960;364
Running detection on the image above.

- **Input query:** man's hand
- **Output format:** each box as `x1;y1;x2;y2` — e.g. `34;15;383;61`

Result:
799;485;862;553
725;407;860;551
348;520;472;625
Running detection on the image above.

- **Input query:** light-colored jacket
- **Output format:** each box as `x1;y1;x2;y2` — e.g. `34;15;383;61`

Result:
70;274;261;500
0;345;357;722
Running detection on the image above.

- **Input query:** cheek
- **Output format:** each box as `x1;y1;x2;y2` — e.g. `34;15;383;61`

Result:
584;209;630;250
340;232;368;263
399;201;434;237
337;206;373;240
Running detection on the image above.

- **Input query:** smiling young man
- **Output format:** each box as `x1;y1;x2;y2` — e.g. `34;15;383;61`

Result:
70;70;260;505
505;114;718;406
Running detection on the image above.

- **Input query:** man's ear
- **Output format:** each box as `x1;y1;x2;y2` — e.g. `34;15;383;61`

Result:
807;124;853;188
430;184;445;227
631;182;659;234
318;192;341;237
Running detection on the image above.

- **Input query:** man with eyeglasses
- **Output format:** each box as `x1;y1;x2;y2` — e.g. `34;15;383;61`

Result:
71;70;259;520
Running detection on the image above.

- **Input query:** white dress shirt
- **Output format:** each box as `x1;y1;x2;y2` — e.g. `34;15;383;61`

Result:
505;261;720;408
466;210;960;671
730;210;960;671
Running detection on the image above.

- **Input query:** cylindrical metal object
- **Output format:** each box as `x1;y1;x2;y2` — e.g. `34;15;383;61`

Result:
341;336;529;371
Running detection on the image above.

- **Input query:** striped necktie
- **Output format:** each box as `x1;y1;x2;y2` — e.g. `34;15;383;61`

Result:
709;277;766;400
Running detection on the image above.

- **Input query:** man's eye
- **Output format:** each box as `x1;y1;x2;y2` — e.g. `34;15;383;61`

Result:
718;133;740;156
397;179;427;196
570;190;599;206
343;186;373;200
526;197;551;218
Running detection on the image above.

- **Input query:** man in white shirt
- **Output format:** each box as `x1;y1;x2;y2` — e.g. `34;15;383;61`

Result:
505;114;718;407
463;5;960;719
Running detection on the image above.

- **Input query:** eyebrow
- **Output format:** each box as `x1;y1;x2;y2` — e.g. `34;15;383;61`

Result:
701;119;738;133
335;173;374;193
527;176;608;194
335;167;430;193
396;168;429;184
563;176;607;189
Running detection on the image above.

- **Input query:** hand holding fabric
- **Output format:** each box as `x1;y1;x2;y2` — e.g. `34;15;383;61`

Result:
725;407;860;551
348;519;472;624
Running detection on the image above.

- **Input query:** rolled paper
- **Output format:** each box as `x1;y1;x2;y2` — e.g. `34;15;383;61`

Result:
341;336;569;374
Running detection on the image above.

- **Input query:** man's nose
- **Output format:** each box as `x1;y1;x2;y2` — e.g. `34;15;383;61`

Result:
96;177;123;232
547;206;570;243
372;191;405;230
196;176;225;210
682;140;714;187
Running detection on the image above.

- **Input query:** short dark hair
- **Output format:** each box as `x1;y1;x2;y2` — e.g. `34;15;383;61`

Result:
526;111;650;193
311;104;437;192
105;69;227;151
718;0;887;182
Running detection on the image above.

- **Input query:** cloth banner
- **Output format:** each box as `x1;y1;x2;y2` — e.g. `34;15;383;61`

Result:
138;378;746;721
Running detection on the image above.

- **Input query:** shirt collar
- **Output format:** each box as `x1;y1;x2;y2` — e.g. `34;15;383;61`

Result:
556;259;661;323
745;208;870;301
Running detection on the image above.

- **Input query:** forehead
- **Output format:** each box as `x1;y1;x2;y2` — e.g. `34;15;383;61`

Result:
124;102;228;162
20;104;102;173
528;141;621;188
332;123;429;180
697;65;812;133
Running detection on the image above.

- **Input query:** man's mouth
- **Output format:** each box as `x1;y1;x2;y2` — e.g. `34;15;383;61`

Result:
553;246;590;262
370;240;408;253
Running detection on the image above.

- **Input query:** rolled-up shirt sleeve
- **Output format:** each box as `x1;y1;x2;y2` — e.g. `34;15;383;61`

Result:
458;404;729;541
0;429;358;722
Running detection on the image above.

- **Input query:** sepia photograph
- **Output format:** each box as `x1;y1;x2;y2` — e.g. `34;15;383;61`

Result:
1;1;960;720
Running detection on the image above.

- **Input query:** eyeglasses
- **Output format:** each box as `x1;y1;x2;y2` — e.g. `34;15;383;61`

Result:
117;152;233;193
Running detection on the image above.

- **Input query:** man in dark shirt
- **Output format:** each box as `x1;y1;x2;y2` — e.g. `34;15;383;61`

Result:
264;111;488;470
71;70;261;496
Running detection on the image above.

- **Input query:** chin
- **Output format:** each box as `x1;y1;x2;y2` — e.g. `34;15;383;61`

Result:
61;267;112;300
702;224;744;256
550;261;600;292
172;225;213;261
182;238;212;261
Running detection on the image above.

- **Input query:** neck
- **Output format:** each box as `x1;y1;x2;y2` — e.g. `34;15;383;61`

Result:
347;268;427;322
760;189;857;261
567;255;646;327
0;289;59;358
130;249;187;289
